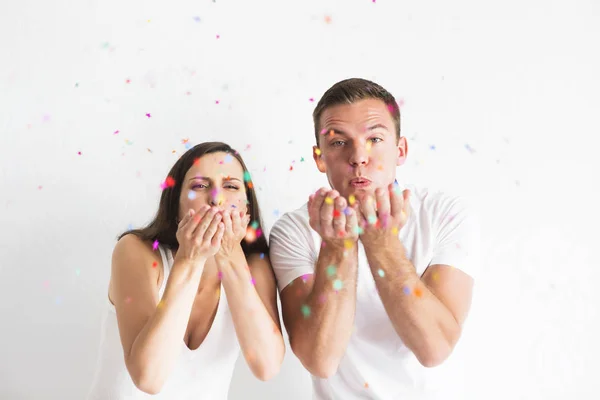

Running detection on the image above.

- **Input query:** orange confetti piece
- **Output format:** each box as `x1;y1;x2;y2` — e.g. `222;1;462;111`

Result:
414;287;423;297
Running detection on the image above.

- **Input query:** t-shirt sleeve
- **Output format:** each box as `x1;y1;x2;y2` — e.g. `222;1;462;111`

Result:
268;214;317;292
428;196;482;281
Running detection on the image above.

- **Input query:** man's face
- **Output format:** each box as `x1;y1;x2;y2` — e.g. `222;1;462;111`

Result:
313;98;408;200
178;151;248;221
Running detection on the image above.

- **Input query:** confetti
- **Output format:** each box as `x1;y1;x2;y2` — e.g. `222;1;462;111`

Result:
324;15;332;24
145;113;151;118
349;194;356;205
193;16;201;22
113;130;119;135
243;171;252;182
77;151;82;155
333;279;343;290
152;261;158;268
368;215;377;225
344;239;354;249
430;145;436;150
301;304;311;318
187;190;196;200
326;265;337;277
314;148;322;156
260;253;265;259
218;271;223;280
309;97;314;102
300;157;305;162
402;286;411;295
152;240;159;250
223;154;233;163
160;176;176;190
377;269;385;277
325;197;334;205
414;287;423;297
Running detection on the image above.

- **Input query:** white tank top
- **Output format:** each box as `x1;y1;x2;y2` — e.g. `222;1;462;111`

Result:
87;244;240;399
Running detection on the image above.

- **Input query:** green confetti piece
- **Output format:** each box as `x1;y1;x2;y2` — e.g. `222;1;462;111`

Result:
326;265;337;277
301;304;311;318
333;279;343;291
377;269;385;277
243;170;252;182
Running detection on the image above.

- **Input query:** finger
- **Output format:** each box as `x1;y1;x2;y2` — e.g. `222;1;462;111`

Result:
401;189;411;223
320;190;339;237
242;214;251;230
184;205;211;234
345;204;359;236
232;208;241;230
211;223;225;247
389;182;404;220
332;196;347;237
360;195;377;226
202;212;223;242
193;206;219;238
376;187;391;228
222;209;233;234
309;188;327;232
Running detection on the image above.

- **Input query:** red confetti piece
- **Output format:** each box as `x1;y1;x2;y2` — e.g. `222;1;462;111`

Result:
152;261;157;268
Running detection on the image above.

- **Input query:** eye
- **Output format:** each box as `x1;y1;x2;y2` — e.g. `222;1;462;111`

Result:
225;184;239;190
371;137;383;143
192;183;208;189
331;140;345;147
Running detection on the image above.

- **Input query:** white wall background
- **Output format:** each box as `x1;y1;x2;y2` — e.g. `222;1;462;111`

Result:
1;0;599;398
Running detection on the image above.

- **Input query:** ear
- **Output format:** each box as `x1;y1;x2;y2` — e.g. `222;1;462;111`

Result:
313;145;327;173
396;136;408;166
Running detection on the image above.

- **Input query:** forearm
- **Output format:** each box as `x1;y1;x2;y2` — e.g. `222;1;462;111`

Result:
364;242;460;367
128;259;203;389
293;243;358;375
217;248;285;380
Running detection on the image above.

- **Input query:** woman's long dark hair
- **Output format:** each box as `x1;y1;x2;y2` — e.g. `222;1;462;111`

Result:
117;142;269;257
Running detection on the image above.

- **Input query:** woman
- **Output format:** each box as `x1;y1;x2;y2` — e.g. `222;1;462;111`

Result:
87;142;285;399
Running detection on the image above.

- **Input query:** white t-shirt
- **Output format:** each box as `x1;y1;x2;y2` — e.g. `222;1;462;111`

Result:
86;244;240;400
269;182;481;400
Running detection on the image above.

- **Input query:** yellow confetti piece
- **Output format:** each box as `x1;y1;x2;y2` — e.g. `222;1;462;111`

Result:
366;141;372;152
391;227;398;235
315;148;322;156
348;194;356;205
344;239;354;249
325;197;334;205
432;272;440;282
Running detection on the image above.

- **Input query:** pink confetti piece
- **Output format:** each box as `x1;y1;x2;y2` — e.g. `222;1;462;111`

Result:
309;97;314;102
77;151;82;155
152;240;159;250
146;113;151;118
113;130;119;135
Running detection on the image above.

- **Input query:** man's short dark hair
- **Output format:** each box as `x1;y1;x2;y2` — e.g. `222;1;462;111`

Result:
312;78;401;145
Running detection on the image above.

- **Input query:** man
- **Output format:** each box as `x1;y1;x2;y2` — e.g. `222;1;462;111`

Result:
269;78;480;399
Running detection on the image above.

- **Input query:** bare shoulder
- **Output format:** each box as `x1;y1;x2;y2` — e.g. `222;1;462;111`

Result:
109;234;162;305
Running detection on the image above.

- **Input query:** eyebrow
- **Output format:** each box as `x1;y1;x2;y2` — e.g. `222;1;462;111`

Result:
189;176;242;182
325;124;389;136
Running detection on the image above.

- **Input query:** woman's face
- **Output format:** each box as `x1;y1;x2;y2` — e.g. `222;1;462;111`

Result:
178;151;249;222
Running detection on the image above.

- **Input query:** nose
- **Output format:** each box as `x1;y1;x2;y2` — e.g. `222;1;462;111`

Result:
208;188;222;206
349;144;369;167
